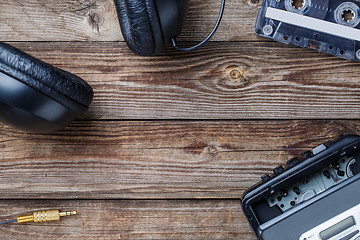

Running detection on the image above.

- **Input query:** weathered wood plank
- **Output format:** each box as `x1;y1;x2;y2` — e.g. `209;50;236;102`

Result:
0;120;358;199
2;1;352;238
0;200;253;240
5;41;360;120
0;0;259;42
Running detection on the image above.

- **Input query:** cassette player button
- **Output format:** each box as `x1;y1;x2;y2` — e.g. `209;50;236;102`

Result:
286;157;299;168
323;141;332;148
273;166;284;175
312;144;327;155
261;174;271;183
302;150;314;160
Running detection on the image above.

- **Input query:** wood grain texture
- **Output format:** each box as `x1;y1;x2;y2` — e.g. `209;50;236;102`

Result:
0;120;358;199
0;200;253;240
0;0;259;42
1;0;359;239
4;41;360;120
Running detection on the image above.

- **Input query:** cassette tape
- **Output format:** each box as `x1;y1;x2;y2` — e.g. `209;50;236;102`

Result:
255;0;360;61
241;134;360;240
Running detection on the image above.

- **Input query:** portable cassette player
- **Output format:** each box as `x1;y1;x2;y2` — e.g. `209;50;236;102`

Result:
241;134;360;240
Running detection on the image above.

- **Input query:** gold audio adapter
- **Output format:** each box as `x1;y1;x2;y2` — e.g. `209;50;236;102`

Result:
0;210;77;225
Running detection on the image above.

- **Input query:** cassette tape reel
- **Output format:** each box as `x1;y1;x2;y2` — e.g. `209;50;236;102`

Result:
255;0;360;61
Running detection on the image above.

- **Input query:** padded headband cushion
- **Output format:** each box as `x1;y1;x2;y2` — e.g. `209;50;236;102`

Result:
0;43;93;109
114;0;164;56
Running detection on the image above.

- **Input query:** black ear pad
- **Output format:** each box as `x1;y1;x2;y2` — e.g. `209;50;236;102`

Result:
114;0;164;56
0;43;93;109
0;43;94;132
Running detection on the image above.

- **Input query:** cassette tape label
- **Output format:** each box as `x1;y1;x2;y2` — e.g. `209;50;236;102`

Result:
255;0;360;60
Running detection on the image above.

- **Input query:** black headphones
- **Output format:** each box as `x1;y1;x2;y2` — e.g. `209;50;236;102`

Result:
0;43;94;132
114;0;226;56
0;0;225;132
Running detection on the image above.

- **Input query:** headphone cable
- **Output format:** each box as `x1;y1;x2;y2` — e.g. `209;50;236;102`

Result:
0;219;17;225
171;0;226;51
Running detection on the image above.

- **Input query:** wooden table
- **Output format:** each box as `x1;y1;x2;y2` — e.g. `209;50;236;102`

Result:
1;0;359;239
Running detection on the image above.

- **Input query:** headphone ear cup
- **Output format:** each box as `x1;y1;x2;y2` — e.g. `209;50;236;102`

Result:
114;0;164;56
0;43;93;108
154;0;190;44
0;43;93;132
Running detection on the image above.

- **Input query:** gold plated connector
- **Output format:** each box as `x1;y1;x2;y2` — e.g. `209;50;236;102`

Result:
17;210;77;223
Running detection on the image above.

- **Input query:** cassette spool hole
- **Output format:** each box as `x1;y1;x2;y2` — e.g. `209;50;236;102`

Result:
334;2;360;27
342;9;355;22
291;0;305;9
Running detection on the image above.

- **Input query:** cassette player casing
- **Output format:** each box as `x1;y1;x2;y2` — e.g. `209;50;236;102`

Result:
241;134;360;240
255;0;360;61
